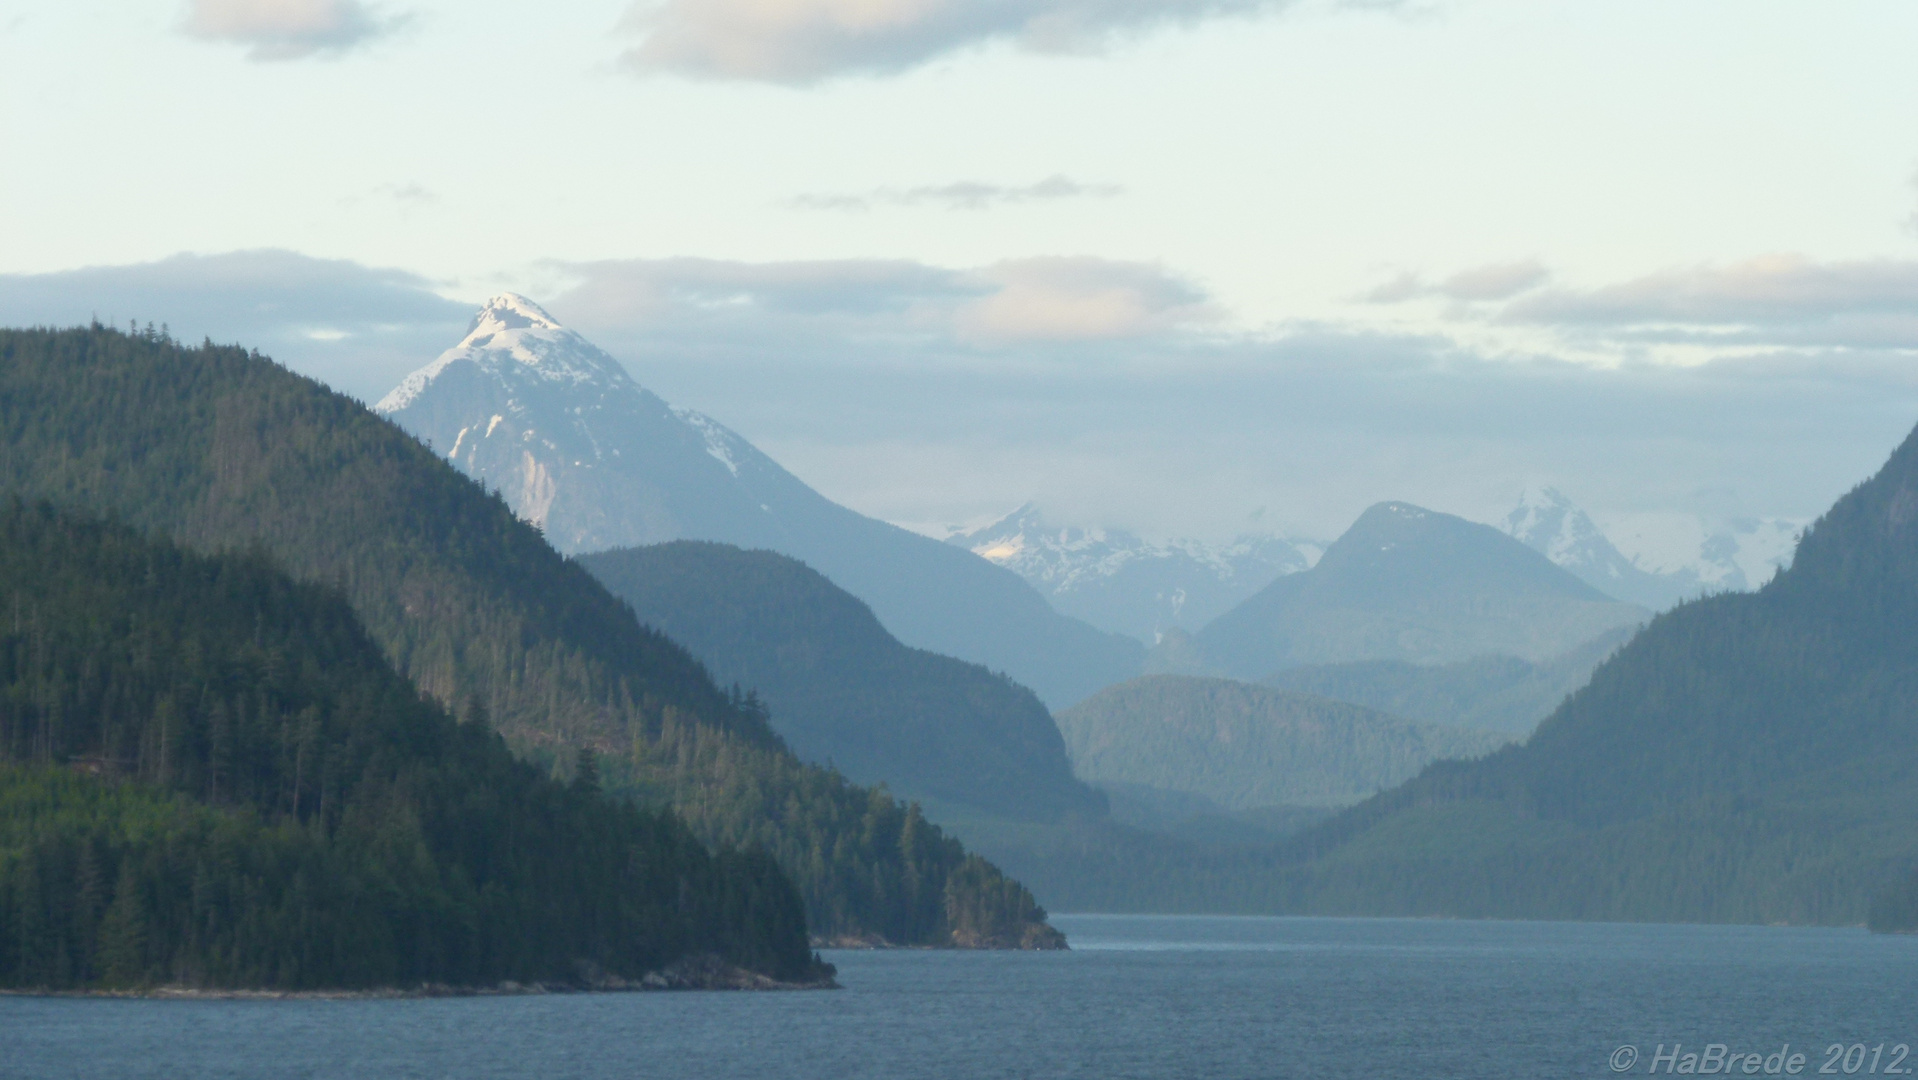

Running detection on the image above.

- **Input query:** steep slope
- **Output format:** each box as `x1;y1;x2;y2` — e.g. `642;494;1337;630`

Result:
1190;502;1648;679
1275;422;1918;924
1263;624;1638;736
377;296;1141;708
578;541;1104;821
1056;675;1509;811
0;324;1056;949
0;503;820;990
949;503;1317;643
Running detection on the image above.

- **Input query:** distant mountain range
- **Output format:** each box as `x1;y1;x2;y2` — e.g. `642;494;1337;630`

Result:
1178;502;1649;680
579;541;1104;823
946;504;1319;644
377;295;1141;709
954;492;1800;646
1502;487;1804;610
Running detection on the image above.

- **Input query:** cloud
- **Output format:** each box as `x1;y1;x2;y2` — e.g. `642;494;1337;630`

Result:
338;182;439;214
957;257;1214;341
0;250;469;401
1363;260;1550;304
1439;260;1550;302
1498;254;1918;349
547;253;1212;348
7;249;1916;543
184;0;404;60
790;175;1124;212
618;0;1288;84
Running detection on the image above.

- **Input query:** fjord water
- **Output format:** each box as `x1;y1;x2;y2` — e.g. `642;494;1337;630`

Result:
5;916;1914;1080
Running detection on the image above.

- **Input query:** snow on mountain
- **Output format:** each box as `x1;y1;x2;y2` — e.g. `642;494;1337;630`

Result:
1603;512;1806;592
949;503;1319;644
1502;488;1806;610
375;294;626;416
376;295;1143;708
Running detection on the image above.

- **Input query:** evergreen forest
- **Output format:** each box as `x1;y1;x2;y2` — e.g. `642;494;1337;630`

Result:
0;325;1056;957
0;501;821;989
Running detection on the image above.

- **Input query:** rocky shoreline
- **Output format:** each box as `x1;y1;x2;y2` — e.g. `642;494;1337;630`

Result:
0;954;838;999
813;924;1069;950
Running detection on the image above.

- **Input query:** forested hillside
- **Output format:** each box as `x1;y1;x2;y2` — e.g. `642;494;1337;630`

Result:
0;325;1055;949
1263;625;1636;736
1263;422;1918;924
1058;675;1509;810
0;502;819;989
580;541;1104;821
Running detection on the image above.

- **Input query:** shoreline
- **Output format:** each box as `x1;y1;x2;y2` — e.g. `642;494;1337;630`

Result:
0;955;839;1000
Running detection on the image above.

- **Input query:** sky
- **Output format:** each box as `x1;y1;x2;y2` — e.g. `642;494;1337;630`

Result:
4;0;1918;546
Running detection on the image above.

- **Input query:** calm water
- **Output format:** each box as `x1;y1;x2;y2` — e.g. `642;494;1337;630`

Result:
4;915;1916;1079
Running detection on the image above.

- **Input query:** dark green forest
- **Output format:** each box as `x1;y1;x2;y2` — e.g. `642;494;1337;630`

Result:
0;501;820;989
0;324;1054;949
580;541;1103;822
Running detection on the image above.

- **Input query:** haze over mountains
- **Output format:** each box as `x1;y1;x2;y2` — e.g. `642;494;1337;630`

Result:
376;295;1140;709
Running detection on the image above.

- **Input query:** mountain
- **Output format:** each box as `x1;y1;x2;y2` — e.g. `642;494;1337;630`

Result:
1186;502;1649;680
1263;624;1638;736
0;323;1056;949
1056;675;1510;812
1270;421;1918;924
947;503;1319;644
376;295;1141;708
0;502;820;990
578;541;1104;822
1501;488;1696;610
1502;488;1805;609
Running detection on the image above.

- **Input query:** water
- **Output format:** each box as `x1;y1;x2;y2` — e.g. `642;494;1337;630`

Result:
4;915;1915;1079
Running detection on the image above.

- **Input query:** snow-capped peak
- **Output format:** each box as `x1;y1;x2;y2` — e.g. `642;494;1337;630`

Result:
1501;487;1809;610
1504;487;1611;567
375;294;633;414
944;502;1319;640
460;293;566;343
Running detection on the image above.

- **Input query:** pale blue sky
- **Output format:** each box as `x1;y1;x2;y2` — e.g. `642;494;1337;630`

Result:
4;0;1918;541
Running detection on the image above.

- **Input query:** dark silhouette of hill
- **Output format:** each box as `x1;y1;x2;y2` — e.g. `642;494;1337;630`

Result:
579;541;1103;821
